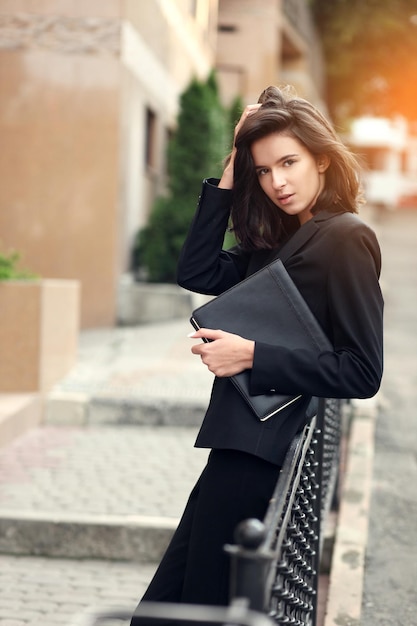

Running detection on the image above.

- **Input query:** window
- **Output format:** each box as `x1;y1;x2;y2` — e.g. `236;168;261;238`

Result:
218;24;237;33
145;107;156;170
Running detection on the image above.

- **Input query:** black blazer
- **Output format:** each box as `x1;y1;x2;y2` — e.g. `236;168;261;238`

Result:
177;179;384;465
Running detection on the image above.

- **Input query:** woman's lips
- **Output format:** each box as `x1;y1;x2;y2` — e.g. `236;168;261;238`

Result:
278;194;293;205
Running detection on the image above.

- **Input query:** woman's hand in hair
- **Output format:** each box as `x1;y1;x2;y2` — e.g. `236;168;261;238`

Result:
188;328;255;377
218;103;261;190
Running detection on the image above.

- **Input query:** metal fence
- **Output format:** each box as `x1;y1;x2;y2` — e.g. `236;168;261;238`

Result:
76;399;343;626
226;398;344;626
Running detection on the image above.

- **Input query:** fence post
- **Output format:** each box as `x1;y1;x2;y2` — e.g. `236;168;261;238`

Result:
226;518;275;612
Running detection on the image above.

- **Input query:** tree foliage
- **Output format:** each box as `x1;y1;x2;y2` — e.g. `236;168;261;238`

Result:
312;0;417;126
135;73;231;283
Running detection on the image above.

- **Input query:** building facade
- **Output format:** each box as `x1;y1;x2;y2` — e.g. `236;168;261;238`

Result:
216;0;325;110
0;0;324;327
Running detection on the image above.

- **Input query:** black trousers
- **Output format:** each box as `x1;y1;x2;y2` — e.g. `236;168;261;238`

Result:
130;448;281;624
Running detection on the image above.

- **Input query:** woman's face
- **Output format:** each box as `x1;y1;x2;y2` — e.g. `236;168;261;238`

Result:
251;132;329;225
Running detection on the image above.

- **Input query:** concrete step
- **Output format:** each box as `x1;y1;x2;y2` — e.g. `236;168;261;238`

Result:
45;390;207;427
0;510;175;563
0;507;338;565
42;319;215;428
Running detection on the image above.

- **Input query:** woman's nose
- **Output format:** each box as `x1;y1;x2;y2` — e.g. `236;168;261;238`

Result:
271;171;286;189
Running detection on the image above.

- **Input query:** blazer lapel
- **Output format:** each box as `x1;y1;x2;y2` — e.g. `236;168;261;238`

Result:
246;217;320;276
276;217;319;264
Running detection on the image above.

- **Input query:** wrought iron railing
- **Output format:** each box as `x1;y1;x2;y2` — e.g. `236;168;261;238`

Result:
226;398;343;626
75;399;343;626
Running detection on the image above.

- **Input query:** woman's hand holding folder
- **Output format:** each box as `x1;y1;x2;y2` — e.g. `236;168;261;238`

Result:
188;327;255;377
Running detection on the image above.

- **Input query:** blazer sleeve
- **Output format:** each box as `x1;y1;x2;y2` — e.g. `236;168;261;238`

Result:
177;178;250;295
250;221;384;399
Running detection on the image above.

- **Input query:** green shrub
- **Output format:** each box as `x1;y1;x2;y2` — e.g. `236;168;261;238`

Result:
136;197;193;283
0;250;39;280
134;72;237;283
227;94;244;149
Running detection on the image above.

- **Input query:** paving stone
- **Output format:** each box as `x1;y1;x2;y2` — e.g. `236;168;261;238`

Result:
0;426;208;519
0;555;156;625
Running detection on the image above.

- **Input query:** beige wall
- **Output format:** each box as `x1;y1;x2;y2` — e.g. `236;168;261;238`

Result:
0;1;217;328
0;45;121;327
0;2;122;327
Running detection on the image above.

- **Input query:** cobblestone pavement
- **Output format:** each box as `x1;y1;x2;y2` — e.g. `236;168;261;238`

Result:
0;426;209;625
0;554;157;626
0;426;208;518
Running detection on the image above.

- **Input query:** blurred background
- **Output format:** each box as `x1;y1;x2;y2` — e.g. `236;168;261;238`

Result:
1;0;417;331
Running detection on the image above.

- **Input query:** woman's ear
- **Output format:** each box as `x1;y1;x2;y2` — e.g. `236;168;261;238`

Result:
317;155;330;173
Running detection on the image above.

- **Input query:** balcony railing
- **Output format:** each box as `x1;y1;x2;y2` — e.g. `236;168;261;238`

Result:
282;0;317;47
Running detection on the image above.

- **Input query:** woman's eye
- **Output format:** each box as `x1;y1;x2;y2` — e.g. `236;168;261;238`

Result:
257;168;269;176
284;159;295;167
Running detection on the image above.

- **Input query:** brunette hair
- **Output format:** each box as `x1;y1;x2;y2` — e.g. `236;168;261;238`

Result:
231;85;363;250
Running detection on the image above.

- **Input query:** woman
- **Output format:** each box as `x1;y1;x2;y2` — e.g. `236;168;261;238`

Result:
131;85;383;619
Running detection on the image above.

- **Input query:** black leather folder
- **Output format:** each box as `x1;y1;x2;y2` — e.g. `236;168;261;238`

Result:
190;258;332;421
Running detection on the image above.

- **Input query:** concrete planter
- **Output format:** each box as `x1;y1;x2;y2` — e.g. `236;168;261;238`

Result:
117;275;194;325
0;279;80;392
